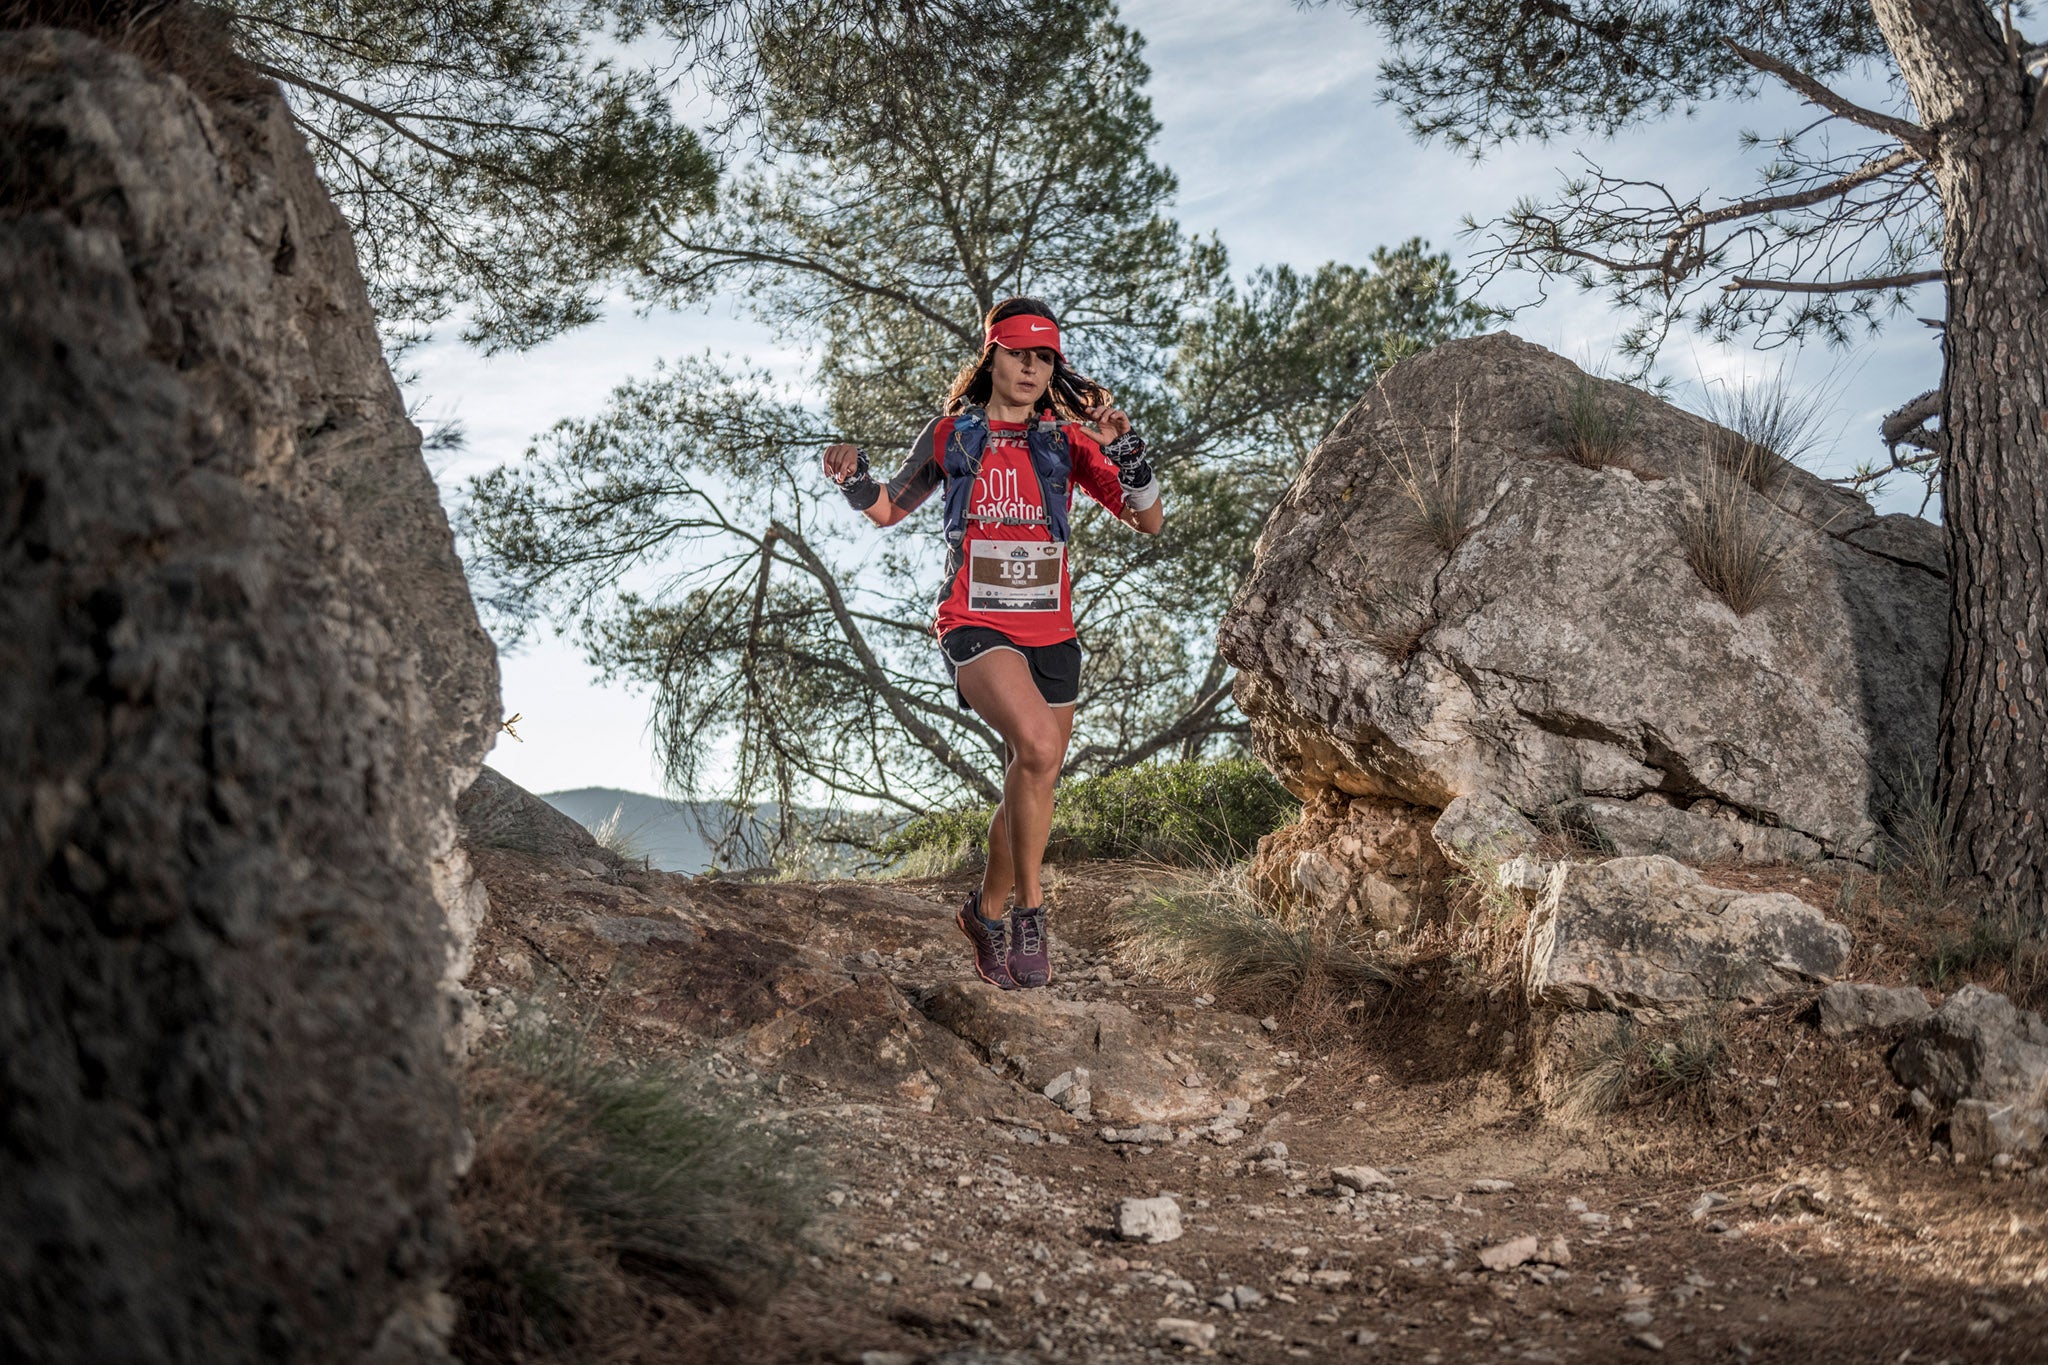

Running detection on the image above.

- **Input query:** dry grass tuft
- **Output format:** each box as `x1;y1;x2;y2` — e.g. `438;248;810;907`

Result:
1674;435;1790;615
1117;866;1394;1044
0;2;271;105
451;1016;813;1363
1698;372;1830;495
1357;578;1438;663
1376;386;1482;555
1556;1016;1637;1124
1552;372;1641;470
1554;1012;1727;1125
586;803;647;864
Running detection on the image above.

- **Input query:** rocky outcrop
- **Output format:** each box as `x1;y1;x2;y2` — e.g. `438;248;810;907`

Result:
2;26;495;1365
1247;792;1452;929
459;764;618;868
1219;333;1946;866
1892;985;2048;1162
1521;856;1851;1014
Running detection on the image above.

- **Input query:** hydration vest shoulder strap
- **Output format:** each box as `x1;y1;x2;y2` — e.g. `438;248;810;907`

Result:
940;408;1074;546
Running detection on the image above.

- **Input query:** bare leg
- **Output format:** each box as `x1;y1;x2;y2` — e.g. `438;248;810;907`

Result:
957;650;1075;911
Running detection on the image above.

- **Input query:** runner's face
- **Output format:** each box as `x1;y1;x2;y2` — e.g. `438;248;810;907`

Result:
989;343;1056;409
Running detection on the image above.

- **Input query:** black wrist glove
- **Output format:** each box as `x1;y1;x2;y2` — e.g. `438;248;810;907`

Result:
1101;431;1154;489
835;448;881;510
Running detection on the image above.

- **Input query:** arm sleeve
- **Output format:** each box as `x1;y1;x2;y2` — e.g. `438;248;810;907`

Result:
884;417;946;513
1068;428;1128;516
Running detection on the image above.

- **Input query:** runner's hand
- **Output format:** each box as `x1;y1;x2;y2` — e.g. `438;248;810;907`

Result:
822;443;865;484
1086;405;1132;443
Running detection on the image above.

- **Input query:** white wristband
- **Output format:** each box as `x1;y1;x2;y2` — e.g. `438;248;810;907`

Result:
1122;475;1160;512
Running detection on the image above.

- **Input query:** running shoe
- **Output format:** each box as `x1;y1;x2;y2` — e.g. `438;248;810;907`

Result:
956;889;1016;990
1008;903;1051;988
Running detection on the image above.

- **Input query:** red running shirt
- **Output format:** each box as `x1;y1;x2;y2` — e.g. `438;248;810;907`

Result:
883;416;1128;647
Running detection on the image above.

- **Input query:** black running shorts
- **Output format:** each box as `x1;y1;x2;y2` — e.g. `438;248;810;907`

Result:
940;626;1081;711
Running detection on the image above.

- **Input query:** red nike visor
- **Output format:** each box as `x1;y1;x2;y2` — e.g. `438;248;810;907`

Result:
987;314;1062;356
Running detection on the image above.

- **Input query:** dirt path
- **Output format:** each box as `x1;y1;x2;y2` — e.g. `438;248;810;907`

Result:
463;851;2048;1363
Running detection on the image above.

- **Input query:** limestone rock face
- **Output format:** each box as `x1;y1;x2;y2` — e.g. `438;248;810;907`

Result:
1;29;495;1365
1432;792;1541;868
1817;981;1932;1037
1219;333;1946;864
1521;856;1851;1014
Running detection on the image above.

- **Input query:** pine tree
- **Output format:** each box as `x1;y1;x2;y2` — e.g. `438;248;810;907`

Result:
466;0;1482;837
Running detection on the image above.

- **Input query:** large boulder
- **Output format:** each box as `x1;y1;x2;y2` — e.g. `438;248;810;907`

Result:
1219;333;1946;865
1521;856;1851;1014
1;25;495;1365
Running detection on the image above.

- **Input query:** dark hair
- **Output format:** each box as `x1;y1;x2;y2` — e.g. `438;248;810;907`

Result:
942;296;1112;419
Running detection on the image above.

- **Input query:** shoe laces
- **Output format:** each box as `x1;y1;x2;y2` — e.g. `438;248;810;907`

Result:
1013;905;1044;956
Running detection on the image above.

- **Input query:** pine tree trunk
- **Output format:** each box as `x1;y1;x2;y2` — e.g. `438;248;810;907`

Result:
1871;0;2048;933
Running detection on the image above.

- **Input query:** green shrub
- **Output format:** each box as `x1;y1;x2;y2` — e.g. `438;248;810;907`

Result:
881;756;1299;871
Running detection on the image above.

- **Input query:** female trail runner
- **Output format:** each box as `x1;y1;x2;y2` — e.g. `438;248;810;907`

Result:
821;298;1165;989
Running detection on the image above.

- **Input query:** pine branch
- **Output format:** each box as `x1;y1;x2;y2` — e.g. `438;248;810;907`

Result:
767;521;1001;803
1725;268;1942;294
1879;387;1946;454
1722;39;1936;157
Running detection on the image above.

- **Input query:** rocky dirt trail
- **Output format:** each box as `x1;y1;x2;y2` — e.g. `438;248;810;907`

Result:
465;849;2048;1363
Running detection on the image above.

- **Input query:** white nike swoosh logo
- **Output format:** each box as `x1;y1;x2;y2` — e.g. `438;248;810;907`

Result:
1028;324;1052;332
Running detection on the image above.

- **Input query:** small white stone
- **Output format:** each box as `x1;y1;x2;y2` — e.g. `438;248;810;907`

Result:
1155;1318;1216;1349
970;1271;995;1292
1478;1235;1539;1271
1117;1196;1184;1244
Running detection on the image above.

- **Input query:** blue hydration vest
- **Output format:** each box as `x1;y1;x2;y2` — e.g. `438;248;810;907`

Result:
939;405;1075;553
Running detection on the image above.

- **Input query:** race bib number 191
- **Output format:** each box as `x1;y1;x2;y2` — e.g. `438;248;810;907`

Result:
968;539;1063;612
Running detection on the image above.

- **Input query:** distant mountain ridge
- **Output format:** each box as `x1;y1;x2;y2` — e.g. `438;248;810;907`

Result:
540;787;768;874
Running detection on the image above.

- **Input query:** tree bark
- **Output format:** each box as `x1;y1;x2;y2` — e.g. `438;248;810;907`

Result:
1871;0;2048;932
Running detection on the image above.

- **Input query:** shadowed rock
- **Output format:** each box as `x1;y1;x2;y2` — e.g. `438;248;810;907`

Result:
2;28;494;1364
459;764;616;867
1892;985;2048;1162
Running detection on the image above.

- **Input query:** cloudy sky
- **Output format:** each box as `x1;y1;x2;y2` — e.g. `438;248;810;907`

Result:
413;0;1939;798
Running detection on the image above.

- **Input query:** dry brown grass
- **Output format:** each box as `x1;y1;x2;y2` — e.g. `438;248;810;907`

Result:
1674;435;1790;614
1698;372;1830;495
1357;578;1438;662
450;1016;813;1363
0;2;270;105
1375;384;1482;555
1116;865;1396;1046
1552;371;1642;471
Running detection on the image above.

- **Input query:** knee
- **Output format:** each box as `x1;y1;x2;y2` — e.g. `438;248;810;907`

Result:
1008;725;1065;780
